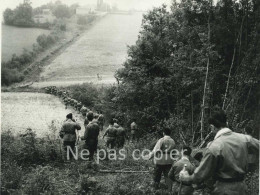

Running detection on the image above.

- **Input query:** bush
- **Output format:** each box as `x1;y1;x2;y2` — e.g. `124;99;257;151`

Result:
1;67;24;86
1;160;24;190
1;129;62;166
23;166;57;194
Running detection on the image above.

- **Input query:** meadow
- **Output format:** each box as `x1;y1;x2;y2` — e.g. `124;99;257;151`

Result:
1;25;50;62
1;92;85;137
34;13;143;87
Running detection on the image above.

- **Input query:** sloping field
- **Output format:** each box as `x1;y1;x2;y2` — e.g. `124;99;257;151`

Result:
1;25;50;62
1;92;84;137
33;13;143;87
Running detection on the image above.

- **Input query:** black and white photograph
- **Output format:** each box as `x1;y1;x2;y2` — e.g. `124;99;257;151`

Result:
1;0;259;194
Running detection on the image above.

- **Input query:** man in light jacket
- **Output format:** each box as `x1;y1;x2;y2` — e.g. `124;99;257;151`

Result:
147;127;176;191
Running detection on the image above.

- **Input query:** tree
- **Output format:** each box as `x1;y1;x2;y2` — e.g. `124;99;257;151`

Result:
13;2;34;26
3;8;15;25
103;0;259;144
52;4;71;18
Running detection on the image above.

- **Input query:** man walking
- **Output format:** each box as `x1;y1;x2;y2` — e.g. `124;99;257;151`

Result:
82;112;100;160
116;123;126;148
146;127;176;191
59;113;81;160
130;120;138;141
180;109;259;195
103;119;117;149
168;146;195;195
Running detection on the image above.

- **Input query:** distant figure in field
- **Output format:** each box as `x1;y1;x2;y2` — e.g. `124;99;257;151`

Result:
130;120;138;141
59;113;81;160
97;73;102;80
81;112;100;160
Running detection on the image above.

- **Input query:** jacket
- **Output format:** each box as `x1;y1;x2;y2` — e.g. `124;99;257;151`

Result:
149;135;176;165
60;119;81;142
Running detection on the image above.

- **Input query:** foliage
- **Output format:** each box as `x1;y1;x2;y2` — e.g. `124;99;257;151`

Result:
52;4;71;19
1;67;24;86
64;83;103;111
102;0;259;145
1;32;60;86
77;15;97;25
3;2;34;27
36;34;57;48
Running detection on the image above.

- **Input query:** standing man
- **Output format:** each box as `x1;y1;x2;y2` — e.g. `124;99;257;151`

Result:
180;109;259;195
82;112;100;161
168;146;195;195
130;120;138;141
97;113;105;131
116;124;126;148
59;113;81;160
146;127;176;191
103;119;117;149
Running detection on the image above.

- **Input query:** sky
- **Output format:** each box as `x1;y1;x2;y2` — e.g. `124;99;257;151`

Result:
1;0;172;13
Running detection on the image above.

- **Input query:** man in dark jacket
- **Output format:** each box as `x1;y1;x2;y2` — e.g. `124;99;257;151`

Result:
82;112;100;160
103;119;117;149
59;113;81;160
168;146;195;195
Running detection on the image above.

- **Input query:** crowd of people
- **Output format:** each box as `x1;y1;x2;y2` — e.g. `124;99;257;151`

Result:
46;86;259;195
45;86;137;155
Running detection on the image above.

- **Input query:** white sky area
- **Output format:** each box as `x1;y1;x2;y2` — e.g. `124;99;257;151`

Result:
1;0;172;12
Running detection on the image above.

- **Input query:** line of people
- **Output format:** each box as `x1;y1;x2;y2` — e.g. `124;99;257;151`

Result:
45;86;105;131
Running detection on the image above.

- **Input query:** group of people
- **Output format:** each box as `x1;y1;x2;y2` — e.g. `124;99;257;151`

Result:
55;87;259;195
59;112;100;160
45;86;89;116
103;119;126;149
146;109;259;195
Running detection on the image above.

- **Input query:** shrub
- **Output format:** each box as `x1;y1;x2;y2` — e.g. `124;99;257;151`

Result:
1;160;24;190
23;165;57;194
77;16;87;25
1;67;24;86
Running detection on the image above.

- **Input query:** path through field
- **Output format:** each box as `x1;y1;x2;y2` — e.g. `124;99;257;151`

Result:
33;13;143;87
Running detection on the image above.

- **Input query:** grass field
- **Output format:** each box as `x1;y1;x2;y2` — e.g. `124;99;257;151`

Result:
1;92;85;137
33;13;143;87
1;25;50;62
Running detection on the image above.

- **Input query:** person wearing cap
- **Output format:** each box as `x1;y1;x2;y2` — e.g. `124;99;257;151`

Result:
59;113;81;160
82;112;100;160
168;146;195;195
146;127;176;191
179;109;259;195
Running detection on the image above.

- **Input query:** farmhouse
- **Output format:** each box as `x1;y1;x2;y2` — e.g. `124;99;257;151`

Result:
33;9;56;24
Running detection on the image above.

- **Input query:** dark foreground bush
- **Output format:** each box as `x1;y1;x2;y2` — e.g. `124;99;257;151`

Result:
1;67;24;86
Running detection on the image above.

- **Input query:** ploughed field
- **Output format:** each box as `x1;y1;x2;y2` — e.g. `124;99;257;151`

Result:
1;92;85;137
1;25;50;62
33;13;143;87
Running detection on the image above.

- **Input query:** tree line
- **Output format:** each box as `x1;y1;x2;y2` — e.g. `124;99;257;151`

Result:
3;0;78;28
101;0;259;145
